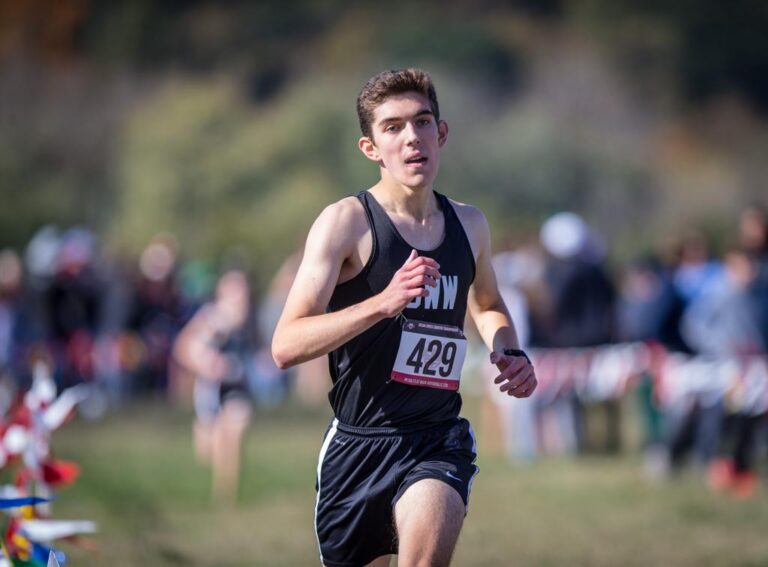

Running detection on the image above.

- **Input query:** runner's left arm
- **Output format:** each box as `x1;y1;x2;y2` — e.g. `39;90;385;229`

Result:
463;207;537;398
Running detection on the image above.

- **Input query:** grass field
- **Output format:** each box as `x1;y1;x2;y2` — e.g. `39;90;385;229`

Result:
45;398;768;566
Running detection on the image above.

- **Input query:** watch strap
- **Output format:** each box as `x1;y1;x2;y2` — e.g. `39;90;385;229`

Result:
503;348;531;365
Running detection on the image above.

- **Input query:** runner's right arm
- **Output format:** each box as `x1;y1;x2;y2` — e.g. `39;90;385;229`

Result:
271;199;440;369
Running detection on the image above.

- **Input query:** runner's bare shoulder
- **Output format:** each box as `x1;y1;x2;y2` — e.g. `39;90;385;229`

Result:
310;196;367;248
305;196;371;280
445;197;488;257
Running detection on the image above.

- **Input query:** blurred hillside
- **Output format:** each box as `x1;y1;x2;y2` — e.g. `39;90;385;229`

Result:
1;0;767;289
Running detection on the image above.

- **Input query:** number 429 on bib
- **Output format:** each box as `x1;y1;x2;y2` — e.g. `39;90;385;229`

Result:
391;319;467;391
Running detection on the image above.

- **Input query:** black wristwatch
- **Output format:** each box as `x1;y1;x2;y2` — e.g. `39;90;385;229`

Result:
503;348;531;365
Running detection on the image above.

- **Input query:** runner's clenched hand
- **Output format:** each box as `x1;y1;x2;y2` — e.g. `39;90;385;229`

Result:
490;351;537;398
377;249;440;317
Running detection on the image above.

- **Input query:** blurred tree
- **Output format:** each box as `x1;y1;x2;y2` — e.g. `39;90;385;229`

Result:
576;0;768;114
110;75;359;290
1;0;767;267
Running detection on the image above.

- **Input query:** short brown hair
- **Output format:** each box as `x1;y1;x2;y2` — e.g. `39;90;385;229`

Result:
356;68;440;139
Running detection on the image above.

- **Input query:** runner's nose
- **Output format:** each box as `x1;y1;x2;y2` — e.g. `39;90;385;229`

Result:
404;122;421;145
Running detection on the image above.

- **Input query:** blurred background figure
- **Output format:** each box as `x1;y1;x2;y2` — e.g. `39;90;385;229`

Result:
538;212;617;454
672;230;724;308
737;205;768;340
616;256;688;352
173;269;253;506
664;234;744;477
128;234;184;395
539;212;615;349
681;246;766;357
738;205;768;259
692;244;768;498
671;245;761;475
615;255;687;457
44;227;101;391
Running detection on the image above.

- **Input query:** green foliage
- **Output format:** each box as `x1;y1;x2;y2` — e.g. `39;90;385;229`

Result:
0;153;114;248
110;76;361;288
573;0;768;112
3;2;768;263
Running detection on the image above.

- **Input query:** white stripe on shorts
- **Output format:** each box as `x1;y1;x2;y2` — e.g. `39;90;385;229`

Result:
466;421;480;514
314;418;339;565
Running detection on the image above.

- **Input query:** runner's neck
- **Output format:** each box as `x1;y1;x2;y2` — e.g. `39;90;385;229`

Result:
369;182;439;223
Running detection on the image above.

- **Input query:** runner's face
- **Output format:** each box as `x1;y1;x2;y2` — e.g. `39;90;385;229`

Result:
361;92;447;190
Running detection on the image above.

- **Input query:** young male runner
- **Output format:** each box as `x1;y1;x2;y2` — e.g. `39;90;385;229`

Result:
272;68;537;567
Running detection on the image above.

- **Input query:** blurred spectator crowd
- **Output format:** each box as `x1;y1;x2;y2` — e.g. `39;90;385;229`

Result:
483;204;768;498
0;229;289;419
0;204;766;496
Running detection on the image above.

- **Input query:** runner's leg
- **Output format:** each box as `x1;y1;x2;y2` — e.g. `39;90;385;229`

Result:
394;478;464;567
212;399;251;505
194;419;214;465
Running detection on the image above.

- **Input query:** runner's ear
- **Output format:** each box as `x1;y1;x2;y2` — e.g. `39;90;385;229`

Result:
437;120;449;147
358;136;380;162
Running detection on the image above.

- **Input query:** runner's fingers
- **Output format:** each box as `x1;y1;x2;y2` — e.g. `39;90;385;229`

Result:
408;255;439;267
499;368;533;392
505;374;537;397
493;358;527;384
403;264;441;282
396;255;422;278
406;286;429;298
423;266;442;281
508;382;535;397
401;249;419;268
519;377;538;397
403;256;440;273
493;367;518;384
405;274;439;288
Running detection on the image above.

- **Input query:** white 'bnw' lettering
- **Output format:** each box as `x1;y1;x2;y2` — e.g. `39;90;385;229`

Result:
407;275;459;310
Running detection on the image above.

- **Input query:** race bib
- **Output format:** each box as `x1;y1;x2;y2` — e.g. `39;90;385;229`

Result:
391;319;467;390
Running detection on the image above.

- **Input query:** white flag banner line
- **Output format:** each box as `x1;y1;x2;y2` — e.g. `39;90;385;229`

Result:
740;359;768;415
528;343;768;409
42;385;91;431
20;519;97;542
531;343;652;401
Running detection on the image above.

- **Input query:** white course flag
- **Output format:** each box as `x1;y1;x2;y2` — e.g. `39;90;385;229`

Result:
21;519;97;541
42;384;91;431
47;551;61;567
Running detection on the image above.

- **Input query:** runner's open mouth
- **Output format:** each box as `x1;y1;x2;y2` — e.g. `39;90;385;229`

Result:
405;156;428;164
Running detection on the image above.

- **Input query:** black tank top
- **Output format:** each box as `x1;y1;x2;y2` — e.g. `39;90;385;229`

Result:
327;190;476;427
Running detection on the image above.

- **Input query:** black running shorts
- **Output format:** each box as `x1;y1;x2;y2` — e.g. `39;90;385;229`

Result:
314;417;479;567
